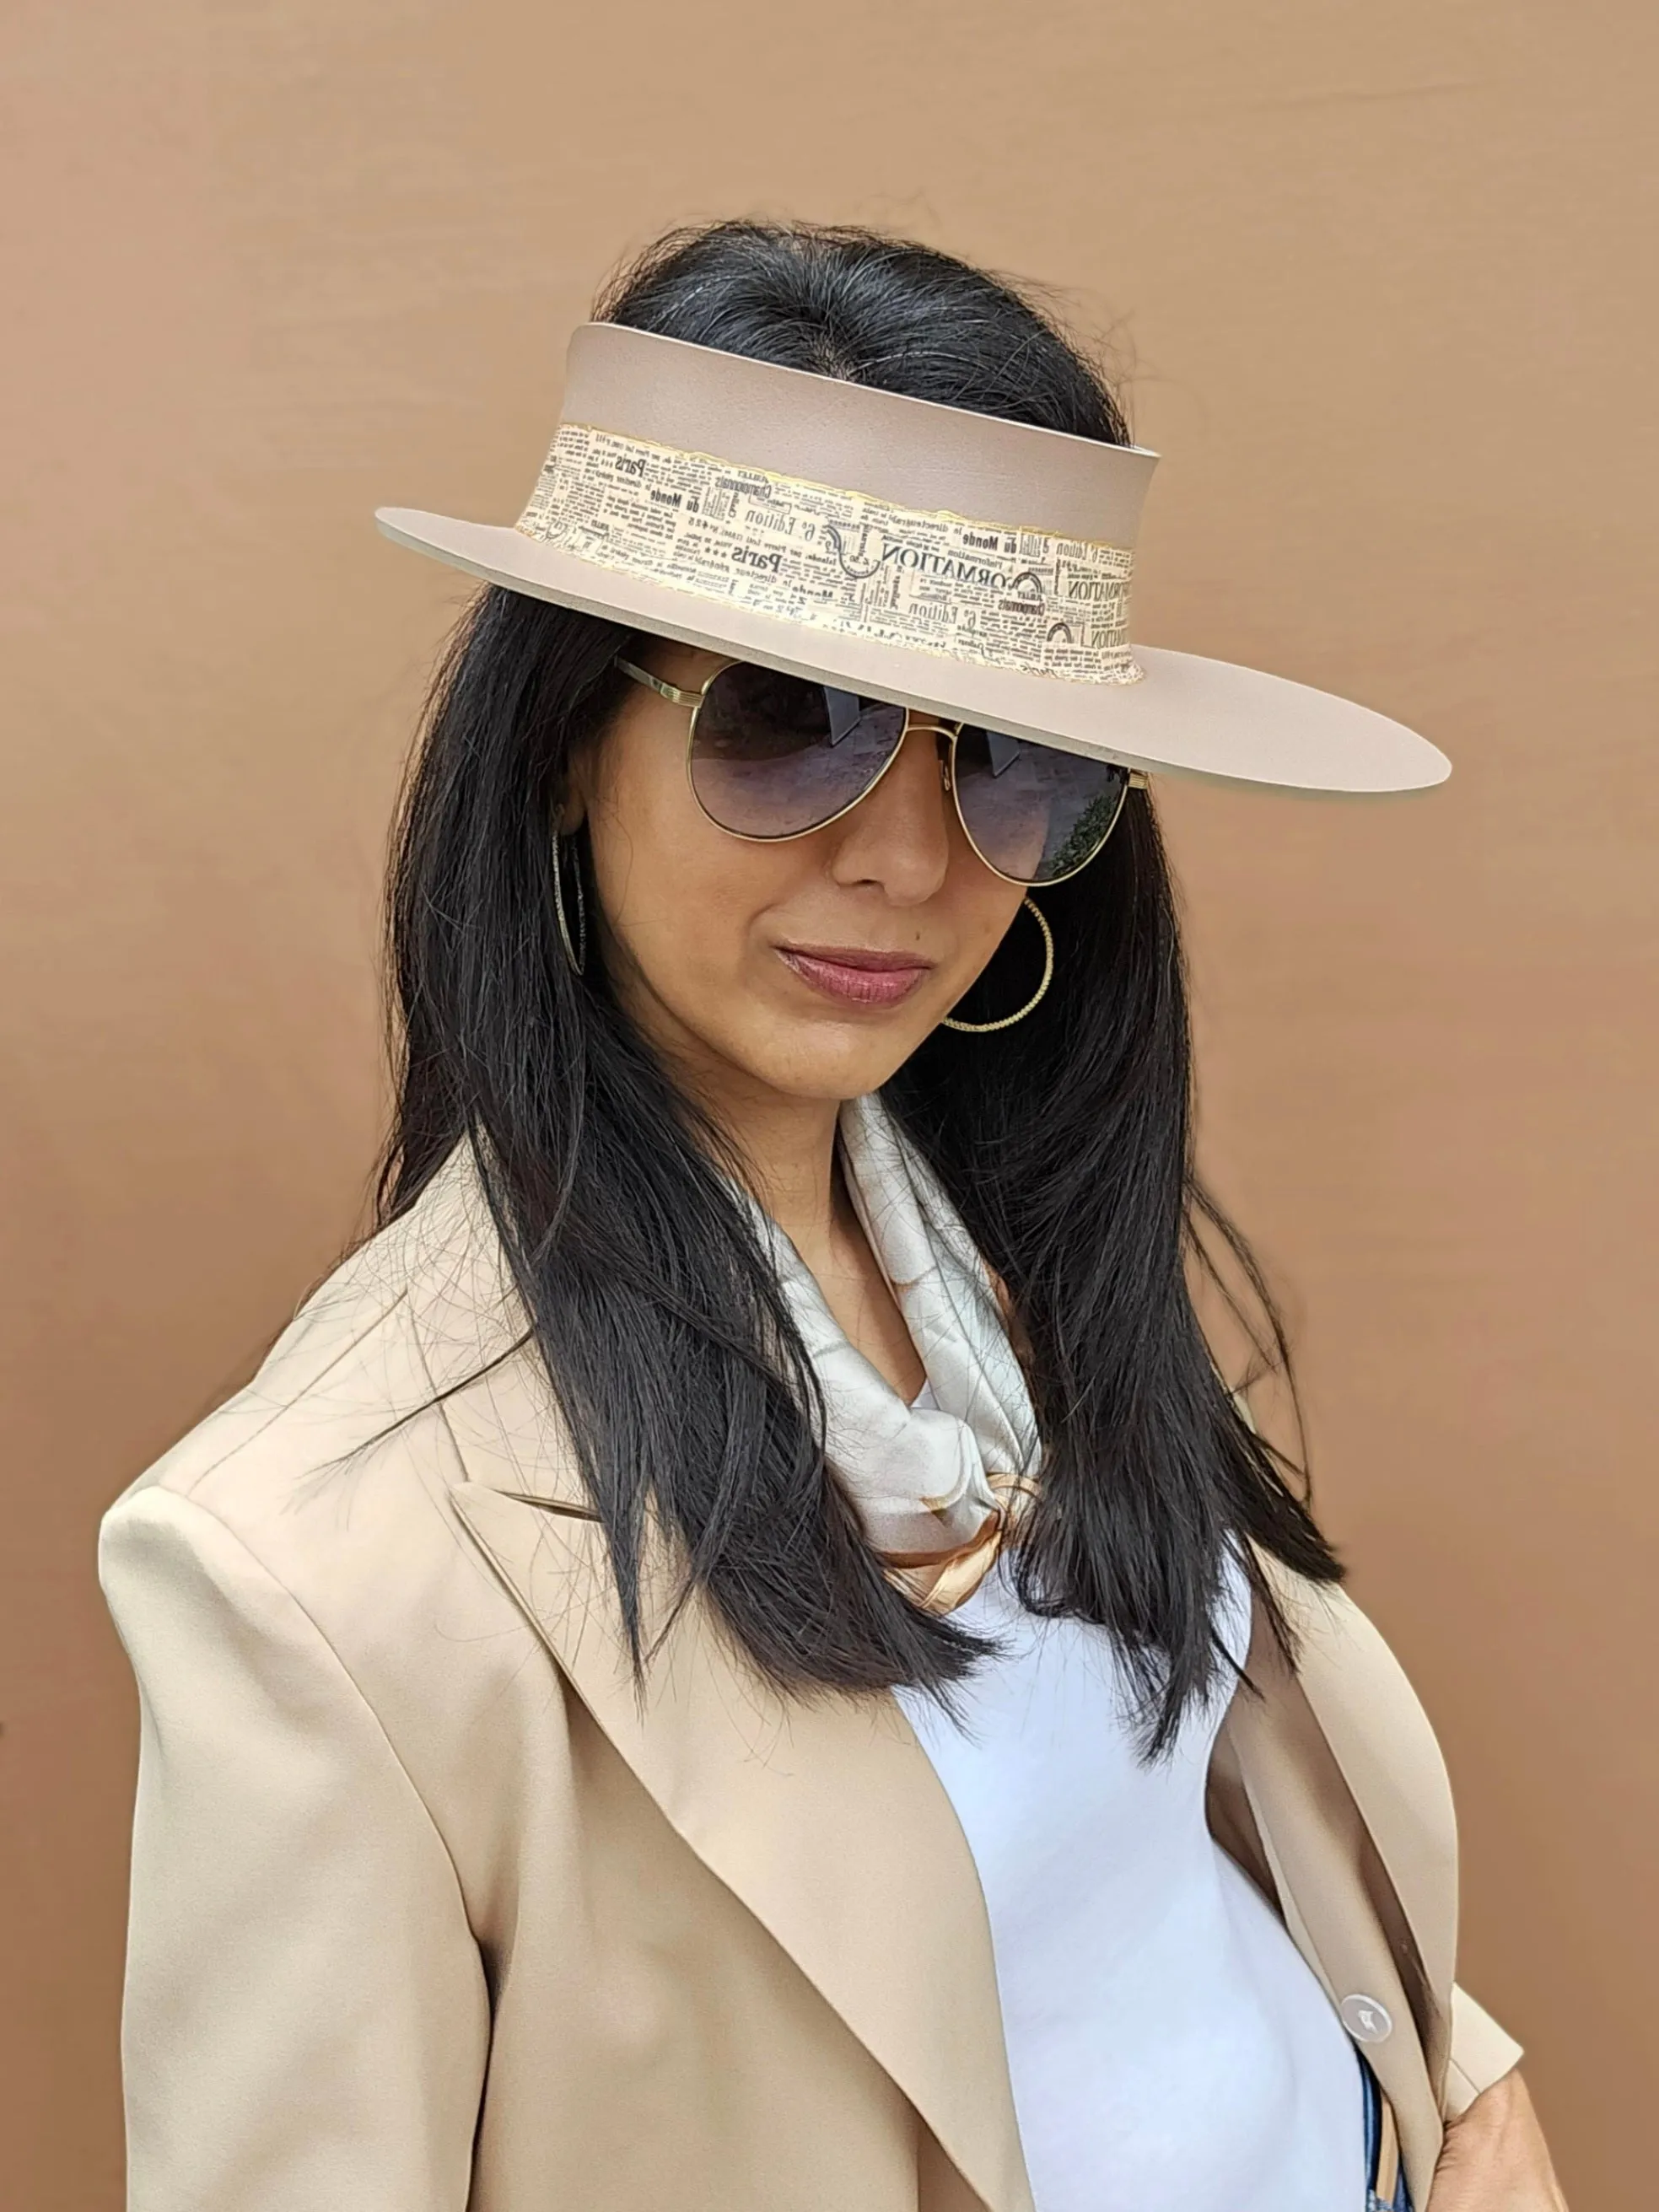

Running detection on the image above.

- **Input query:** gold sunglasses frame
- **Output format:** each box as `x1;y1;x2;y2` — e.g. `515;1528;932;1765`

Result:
615;655;1148;889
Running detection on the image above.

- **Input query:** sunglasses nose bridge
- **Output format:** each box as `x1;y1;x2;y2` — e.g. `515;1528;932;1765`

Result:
935;729;955;795
895;708;957;787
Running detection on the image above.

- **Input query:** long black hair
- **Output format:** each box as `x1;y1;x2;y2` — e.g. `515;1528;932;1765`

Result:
380;220;1341;1752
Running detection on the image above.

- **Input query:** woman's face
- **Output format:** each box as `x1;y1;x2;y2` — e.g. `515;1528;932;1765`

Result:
566;641;1027;1107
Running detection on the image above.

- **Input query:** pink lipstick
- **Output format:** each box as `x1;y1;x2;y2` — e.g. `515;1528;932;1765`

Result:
776;943;934;1009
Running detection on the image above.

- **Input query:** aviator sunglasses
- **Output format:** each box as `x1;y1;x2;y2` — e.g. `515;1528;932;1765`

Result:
617;656;1147;887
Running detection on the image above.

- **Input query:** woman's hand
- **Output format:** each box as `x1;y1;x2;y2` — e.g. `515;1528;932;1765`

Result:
1427;2070;1568;2209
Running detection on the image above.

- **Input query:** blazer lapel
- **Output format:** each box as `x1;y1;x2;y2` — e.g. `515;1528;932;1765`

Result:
410;1249;1031;2212
1258;1558;1458;2012
1221;1561;1456;2201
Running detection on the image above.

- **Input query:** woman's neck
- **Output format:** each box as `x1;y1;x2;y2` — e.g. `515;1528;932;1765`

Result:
697;1078;926;1400
632;1005;924;1398
705;1076;846;1266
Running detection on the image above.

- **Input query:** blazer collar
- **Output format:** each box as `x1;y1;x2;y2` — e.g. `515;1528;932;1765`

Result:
401;1143;1035;2212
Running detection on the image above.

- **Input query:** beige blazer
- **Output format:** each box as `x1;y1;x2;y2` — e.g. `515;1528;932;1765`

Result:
100;1142;1522;2212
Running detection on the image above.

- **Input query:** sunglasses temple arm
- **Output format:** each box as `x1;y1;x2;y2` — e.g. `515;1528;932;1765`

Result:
615;658;705;708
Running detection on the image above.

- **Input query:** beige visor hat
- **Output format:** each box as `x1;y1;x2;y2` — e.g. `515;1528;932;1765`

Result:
376;322;1447;794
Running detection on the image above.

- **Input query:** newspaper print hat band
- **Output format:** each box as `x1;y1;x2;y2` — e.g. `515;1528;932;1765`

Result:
377;324;1451;795
518;424;1140;686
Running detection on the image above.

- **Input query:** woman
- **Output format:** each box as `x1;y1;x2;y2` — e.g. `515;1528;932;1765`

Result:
100;222;1566;2211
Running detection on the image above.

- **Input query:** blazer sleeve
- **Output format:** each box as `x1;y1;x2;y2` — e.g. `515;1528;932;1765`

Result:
1444;1983;1526;2118
100;1486;490;2212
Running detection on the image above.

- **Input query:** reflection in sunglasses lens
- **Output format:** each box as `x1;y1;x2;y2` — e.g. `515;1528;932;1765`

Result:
689;665;907;838
953;726;1131;882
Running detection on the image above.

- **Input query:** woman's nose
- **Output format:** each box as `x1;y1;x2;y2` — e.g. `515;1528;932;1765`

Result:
825;724;956;902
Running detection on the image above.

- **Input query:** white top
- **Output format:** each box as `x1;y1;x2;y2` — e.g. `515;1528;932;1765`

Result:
893;1386;1363;2212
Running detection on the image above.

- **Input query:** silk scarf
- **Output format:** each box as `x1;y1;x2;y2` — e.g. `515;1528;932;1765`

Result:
744;1091;1042;1614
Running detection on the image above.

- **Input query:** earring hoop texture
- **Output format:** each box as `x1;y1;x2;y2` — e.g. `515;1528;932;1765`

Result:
552;828;587;976
940;896;1054;1034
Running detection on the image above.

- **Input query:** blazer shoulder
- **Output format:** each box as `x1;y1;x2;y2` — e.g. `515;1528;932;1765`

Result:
99;1165;576;1951
105;1141;525;1558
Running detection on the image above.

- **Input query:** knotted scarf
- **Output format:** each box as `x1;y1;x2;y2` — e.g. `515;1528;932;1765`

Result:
744;1091;1042;1614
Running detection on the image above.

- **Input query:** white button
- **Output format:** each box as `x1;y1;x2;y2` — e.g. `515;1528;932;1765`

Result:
1340;1993;1394;2043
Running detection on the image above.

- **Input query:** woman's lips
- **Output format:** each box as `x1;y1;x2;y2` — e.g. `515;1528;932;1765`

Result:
776;944;935;1008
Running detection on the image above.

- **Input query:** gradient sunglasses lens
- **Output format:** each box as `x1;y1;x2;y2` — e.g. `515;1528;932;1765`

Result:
687;664;908;838
952;724;1133;883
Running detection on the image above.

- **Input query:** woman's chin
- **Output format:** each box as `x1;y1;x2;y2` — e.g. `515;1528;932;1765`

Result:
720;1013;932;1105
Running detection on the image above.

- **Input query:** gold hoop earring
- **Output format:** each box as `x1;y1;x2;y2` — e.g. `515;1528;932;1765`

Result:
552;829;587;977
940;896;1054;1034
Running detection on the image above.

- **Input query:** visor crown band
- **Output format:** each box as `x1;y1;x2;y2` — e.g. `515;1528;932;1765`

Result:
516;423;1143;688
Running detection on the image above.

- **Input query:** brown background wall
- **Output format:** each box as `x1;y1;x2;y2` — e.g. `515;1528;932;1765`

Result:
3;2;1654;2204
